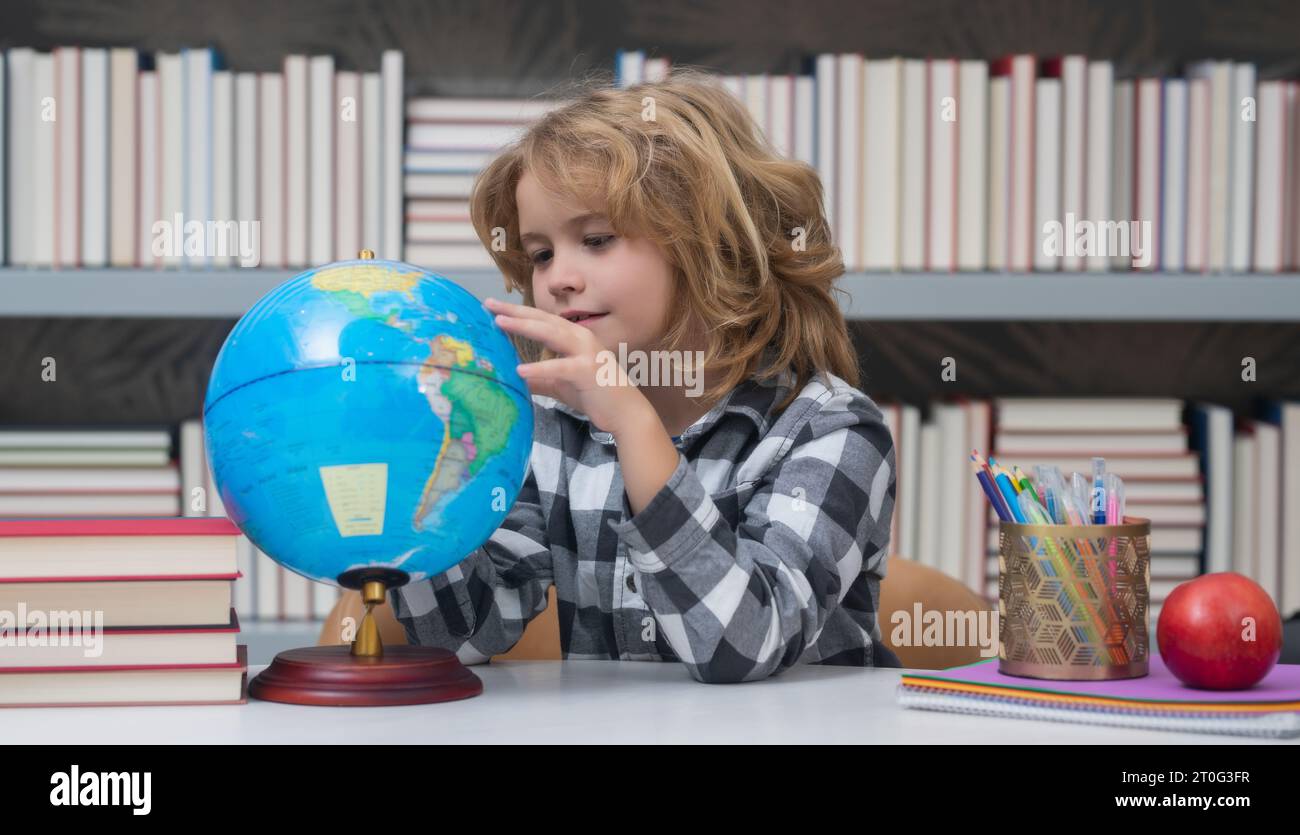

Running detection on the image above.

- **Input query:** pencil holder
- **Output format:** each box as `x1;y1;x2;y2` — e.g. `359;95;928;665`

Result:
998;516;1151;680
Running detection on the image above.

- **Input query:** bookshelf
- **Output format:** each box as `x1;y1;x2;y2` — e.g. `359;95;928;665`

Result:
3;269;1299;321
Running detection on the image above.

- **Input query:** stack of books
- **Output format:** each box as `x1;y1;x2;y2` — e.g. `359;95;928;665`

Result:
3;46;404;269
402;96;560;270
0;516;246;707
617;49;1300;275
1200;401;1300;620
0;427;180;517
178;419;338;622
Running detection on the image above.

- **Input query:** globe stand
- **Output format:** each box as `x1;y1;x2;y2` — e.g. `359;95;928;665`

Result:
248;572;484;707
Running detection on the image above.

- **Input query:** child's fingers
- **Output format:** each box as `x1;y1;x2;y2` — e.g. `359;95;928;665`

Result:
517;357;580;382
484;297;552;321
495;314;583;356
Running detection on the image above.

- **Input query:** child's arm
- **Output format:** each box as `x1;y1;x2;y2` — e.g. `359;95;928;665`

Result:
609;386;896;684
387;462;553;665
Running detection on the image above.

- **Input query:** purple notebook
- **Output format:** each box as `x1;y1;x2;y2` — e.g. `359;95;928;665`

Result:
903;652;1300;706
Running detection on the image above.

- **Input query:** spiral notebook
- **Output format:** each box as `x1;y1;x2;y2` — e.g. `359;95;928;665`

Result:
898;653;1300;738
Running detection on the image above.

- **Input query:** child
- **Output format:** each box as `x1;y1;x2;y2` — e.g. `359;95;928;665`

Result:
390;69;899;683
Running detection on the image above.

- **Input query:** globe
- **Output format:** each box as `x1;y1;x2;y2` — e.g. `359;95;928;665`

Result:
203;256;534;590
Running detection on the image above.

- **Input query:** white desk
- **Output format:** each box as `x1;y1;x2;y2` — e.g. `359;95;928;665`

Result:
3;660;1296;744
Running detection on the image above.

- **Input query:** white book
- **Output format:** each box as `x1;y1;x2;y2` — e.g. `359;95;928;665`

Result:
0;52;5;262
313;583;340;622
720;74;744;100
381;50;404;260
405;220;477;241
643;56;669;83
257;547;280;620
335;71;362;260
1110;79;1134;270
934;403;968;584
1229;63;1256;272
897;403;921;562
406;97;558;123
1188;61;1231;271
1193;402;1233;575
282;565;311;620
916;420;941;570
362;73;383;253
81;48;108;267
793;75;815;167
108;48;138;267
136;71;159;267
927;59;957;272
1008;55;1036;272
1253;420;1281;605
1273;403;1300;616
1186;78;1211;272
259;74;285;268
55;47;80;267
234;73;258;264
8;48;35;267
403;173;476;198
956;60;987;271
815;55;837;236
211;71;235;267
179;419;205;516
1232;431;1256;579
403;242;495;269
616;49;644;87
986;74;1010;270
184;48;214;267
744;75;768;145
964;401;992;590
309;55;335;265
1289;84;1300;270
1084;61;1113;272
764;75;789;157
836;54;862;271
1134;78;1162;271
1253;80;1285;272
898;59;926;271
31;52;55;267
284;56;309;266
862;58;900;271
1162;79;1189;272
1059;56;1087;270
1033;78;1061;272
157;52;183;266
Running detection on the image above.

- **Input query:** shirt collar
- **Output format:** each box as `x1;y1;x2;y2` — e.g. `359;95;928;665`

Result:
536;358;797;447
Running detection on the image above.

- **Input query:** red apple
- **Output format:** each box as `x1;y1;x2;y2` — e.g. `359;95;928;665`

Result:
1156;572;1282;690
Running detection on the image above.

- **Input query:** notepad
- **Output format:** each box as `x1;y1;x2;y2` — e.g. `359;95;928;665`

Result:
897;653;1300;738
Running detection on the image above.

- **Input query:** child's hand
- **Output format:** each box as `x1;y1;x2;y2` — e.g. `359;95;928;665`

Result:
485;298;654;437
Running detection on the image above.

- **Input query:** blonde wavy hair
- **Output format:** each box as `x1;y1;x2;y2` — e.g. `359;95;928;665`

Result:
469;67;860;414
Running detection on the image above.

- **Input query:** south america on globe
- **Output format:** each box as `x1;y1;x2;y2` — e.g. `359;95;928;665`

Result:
203;256;534;589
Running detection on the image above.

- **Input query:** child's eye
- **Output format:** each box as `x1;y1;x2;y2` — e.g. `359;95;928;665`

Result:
529;249;552;265
585;235;614;249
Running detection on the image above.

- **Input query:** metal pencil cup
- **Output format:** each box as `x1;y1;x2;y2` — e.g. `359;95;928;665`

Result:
998;516;1151;680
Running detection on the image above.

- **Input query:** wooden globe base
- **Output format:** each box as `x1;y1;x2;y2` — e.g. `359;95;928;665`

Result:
248;645;483;706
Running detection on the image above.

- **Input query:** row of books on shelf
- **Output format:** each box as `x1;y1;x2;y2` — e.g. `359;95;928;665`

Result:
0;424;339;622
617;49;1300;275
2;46;404;269
0;514;247;706
880;397;1300;621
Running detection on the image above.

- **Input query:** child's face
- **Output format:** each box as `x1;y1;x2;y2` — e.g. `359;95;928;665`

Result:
516;171;676;354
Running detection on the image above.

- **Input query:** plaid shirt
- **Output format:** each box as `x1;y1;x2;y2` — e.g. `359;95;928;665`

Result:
390;366;898;683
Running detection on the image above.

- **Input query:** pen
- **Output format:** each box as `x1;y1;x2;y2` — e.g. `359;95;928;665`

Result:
1091;456;1107;524
972;456;1012;522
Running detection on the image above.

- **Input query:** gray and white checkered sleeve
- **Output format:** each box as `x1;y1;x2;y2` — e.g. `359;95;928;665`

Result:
609;389;896;683
388;461;554;666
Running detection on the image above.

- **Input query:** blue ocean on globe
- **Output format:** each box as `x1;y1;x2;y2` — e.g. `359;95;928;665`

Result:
203;257;534;587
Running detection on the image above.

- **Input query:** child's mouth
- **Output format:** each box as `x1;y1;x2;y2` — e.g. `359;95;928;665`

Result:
567;313;607;327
